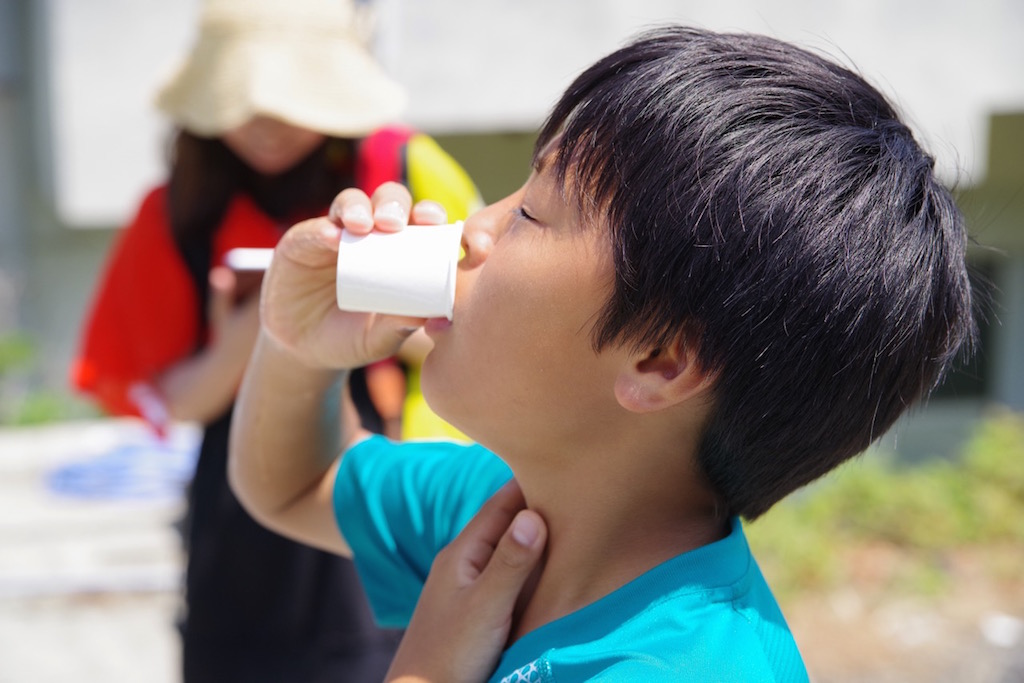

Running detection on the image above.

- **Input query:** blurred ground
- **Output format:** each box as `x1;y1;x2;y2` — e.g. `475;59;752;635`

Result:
0;419;195;683
0;419;1021;683
785;560;1024;682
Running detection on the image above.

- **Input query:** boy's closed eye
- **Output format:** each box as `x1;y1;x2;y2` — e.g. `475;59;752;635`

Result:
514;206;537;223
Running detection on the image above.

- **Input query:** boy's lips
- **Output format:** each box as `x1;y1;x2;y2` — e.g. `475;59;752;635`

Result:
424;317;452;335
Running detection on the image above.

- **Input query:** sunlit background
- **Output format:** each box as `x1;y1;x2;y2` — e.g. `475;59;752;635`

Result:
0;1;1022;681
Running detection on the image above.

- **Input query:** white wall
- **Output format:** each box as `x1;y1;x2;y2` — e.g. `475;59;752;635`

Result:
44;0;201;226
44;0;1024;227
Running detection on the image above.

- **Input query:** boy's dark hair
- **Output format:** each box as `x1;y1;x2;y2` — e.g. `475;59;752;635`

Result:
537;26;976;519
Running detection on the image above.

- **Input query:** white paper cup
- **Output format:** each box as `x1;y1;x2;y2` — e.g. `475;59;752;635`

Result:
336;222;464;319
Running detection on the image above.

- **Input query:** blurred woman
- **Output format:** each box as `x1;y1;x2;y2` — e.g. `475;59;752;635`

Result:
71;1;480;680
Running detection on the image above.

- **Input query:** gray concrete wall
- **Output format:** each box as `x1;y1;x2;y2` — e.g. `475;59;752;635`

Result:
990;258;1024;411
24;216;115;392
0;0;30;333
0;2;116;400
959;113;1024;412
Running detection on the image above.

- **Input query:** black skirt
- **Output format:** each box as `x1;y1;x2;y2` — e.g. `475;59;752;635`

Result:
179;410;401;683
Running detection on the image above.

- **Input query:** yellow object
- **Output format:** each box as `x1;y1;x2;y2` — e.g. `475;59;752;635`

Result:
401;133;481;442
400;365;471;442
407;134;484;221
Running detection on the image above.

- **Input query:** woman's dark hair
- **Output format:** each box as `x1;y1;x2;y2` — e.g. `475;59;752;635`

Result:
166;131;355;322
538;26;977;518
167;130;354;246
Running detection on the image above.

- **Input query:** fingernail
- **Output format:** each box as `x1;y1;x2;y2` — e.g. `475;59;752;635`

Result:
374;201;407;227
511;513;540;547
342;204;372;226
417;201;447;224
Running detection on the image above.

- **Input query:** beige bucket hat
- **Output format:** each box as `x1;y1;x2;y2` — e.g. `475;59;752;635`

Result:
154;0;407;138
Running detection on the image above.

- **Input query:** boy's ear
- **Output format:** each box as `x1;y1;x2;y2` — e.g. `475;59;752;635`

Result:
613;339;715;414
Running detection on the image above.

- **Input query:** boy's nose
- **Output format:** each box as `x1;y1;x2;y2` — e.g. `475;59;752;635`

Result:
460;221;493;269
459;195;514;268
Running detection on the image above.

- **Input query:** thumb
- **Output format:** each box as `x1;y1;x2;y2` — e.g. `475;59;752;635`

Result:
473;510;547;614
363;315;425;359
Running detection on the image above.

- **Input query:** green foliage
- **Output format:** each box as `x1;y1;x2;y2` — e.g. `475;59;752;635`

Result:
0;331;97;425
0;332;34;374
962;410;1024;501
7;392;82;425
747;410;1024;599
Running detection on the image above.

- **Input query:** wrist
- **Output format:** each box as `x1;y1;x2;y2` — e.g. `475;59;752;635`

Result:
254;330;345;388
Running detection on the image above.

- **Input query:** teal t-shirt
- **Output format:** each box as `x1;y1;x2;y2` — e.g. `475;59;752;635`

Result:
334;435;809;682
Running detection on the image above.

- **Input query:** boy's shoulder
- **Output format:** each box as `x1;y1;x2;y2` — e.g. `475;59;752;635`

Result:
491;519;809;683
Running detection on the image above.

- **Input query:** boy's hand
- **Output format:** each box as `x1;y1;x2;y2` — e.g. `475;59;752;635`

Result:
385;480;547;683
259;182;449;369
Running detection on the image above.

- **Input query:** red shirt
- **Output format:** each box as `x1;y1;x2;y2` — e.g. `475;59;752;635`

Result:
70;187;283;420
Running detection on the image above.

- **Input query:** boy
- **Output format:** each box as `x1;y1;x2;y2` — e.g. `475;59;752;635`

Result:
229;26;975;682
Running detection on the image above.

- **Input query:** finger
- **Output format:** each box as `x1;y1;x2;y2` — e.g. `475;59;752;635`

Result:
457;480;525;546
371;181;413;233
362;314;426;359
274;217;343;270
410;200;448;226
329;188;374;235
451;481;527;579
470;509;547;615
238;291;262;327
208;266;237;327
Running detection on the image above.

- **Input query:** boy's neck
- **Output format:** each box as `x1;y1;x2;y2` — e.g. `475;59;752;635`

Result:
507;434;728;643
